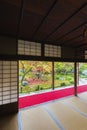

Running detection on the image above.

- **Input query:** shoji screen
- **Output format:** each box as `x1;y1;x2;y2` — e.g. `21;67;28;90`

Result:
18;40;41;56
0;61;18;105
85;50;87;59
45;44;61;57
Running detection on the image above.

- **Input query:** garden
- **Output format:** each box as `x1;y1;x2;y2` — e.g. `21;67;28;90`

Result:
19;61;87;94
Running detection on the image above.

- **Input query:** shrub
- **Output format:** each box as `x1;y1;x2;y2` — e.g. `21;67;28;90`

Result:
34;85;40;91
55;75;59;80
60;82;66;86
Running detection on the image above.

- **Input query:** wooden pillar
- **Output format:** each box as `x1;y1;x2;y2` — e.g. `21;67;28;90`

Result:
52;62;54;90
77;63;79;86
74;62;77;96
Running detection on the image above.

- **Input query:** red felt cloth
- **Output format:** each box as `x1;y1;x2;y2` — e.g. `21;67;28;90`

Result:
19;85;87;109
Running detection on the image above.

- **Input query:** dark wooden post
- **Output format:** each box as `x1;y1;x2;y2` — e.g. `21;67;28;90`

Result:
52;62;54;90
77;63;79;86
74;62;77;96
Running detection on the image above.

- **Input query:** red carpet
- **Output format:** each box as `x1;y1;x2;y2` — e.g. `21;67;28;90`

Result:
19;85;87;109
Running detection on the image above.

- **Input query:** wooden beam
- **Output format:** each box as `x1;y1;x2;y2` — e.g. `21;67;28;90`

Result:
17;0;24;39
44;3;87;41
32;0;58;38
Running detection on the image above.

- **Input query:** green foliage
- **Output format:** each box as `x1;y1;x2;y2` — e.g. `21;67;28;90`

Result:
19;61;75;94
34;85;40;91
79;63;87;71
79;63;87;80
55;75;60;80
55;62;74;74
19;85;31;94
60;82;66;86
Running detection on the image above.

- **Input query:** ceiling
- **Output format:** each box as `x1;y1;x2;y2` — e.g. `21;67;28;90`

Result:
0;0;87;49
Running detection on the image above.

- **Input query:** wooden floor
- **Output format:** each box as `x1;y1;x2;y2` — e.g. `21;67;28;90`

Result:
1;92;87;130
0;114;18;130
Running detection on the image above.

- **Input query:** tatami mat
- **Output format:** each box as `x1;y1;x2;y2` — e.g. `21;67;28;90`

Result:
19;92;87;130
47;101;87;130
78;92;87;101
66;96;87;114
0;92;87;130
1;92;87;130
0;114;18;130
20;106;60;130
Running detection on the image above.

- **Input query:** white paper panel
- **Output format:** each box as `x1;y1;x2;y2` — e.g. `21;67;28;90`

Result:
11;90;17;94
11;61;17;65
3;69;10;73
11;78;17;82
11;82;17;86
3;74;10;78
25;51;29;55
0;61;18;104
0;96;2;100
18;40;41;56
0;66;3;69
11;98;17;103
0;100;2;105
45;44;61;57
0;70;3;74
11;66;17;69
3;66;10;69
0;88;2;91
3;78;11;82
3;61;10;65
11;94;17;98
3;87;10;91
3;82;10;87
0;83;2;87
11;73;17;77
11;70;17;73
11;86;17;89
0;92;2;98
0;79;2;82
0;61;2;65
3;95;10;100
3;100;10;104
3;91;10;95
